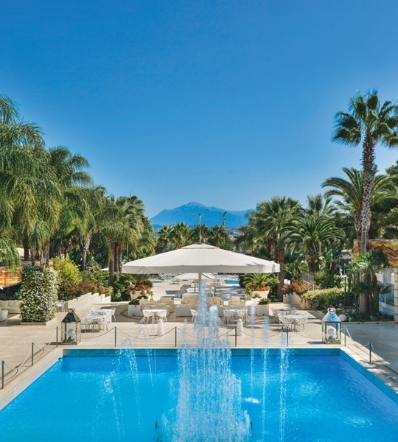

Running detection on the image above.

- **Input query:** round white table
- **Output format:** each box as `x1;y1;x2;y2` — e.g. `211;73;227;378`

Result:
142;309;167;323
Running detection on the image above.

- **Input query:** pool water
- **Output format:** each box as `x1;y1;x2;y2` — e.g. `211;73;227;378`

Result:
225;279;239;284
1;353;398;441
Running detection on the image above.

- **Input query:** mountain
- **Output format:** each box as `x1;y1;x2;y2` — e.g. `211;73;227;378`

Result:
150;202;250;228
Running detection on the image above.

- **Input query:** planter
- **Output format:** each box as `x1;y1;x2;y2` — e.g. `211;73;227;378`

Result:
255;304;270;316
128;305;141;317
253;290;270;298
20;318;58;326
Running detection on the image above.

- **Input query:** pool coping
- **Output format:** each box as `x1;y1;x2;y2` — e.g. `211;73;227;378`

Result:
1;344;398;411
0;348;62;411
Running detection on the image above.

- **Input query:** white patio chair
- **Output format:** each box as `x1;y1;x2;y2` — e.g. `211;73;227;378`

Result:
81;315;93;332
224;310;236;325
106;307;116;322
157;310;168;322
278;314;292;331
142;310;154;324
236;309;247;324
190;309;200;323
294;316;307;331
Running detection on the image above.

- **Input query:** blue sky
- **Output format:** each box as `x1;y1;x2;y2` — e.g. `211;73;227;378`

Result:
2;0;398;217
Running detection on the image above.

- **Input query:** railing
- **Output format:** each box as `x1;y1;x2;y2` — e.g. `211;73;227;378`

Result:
1;323;382;390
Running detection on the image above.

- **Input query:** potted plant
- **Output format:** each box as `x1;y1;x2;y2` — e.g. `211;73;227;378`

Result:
255;297;270;316
128;294;147;317
242;273;278;298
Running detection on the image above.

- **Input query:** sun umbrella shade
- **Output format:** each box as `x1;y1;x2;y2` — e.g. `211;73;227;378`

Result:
173;272;217;281
122;244;279;274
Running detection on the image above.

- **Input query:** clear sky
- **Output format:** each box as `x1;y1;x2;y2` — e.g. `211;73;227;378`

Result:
2;0;398;217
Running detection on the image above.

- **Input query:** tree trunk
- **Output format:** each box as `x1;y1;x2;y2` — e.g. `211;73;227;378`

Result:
277;248;285;300
80;233;91;271
108;251;114;287
23;245;29;261
360;133;375;254
307;256;319;274
354;212;362;251
359;133;375;313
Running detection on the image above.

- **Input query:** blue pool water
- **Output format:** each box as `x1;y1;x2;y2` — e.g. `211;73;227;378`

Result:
1;352;398;441
225;279;239;284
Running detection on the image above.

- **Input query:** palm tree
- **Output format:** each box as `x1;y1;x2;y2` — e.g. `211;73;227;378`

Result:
48;146;93;188
283;215;345;273
348;251;389;314
322;167;396;246
190;224;211;244
304;194;336;217
234;224;259;254
100;195;146;286
74;186;107;270
0;95;62;263
332;90;398;252
170;223;190;249
156;225;173;252
249;197;301;298
208;225;229;248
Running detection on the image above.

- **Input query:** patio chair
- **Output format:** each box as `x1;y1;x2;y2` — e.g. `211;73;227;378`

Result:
236;309;247;324
224;310;236;325
157;310;168;322
294;316;307;331
81;315;93;332
107;307;116;322
278;314;292;331
142;310;154;324
190;309;200;323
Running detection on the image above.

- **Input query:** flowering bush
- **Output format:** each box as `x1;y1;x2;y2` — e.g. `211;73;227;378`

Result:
73;280;103;298
282;279;312;296
20;267;59;322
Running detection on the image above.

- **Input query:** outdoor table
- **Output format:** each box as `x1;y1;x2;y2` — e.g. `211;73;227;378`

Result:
223;308;247;324
142;309;168;323
284;314;307;331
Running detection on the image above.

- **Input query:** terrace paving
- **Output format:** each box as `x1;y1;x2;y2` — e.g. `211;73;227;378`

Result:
1;279;398;404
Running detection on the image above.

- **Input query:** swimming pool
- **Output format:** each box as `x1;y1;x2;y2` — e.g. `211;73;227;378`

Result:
1;349;397;441
225;279;239;285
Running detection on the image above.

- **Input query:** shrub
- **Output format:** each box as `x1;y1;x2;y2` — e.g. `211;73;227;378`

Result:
20;267;59;322
282;279;312;296
301;287;344;309
53;257;81;300
314;271;342;289
129;294;148;305
258;297;270;305
73;280;101;298
242;273;279;291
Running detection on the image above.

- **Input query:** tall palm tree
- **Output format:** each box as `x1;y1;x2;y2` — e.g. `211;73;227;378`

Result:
208;225;228;248
250;197;301;298
48;146;93;188
100;195;146;286
332;90;398;252
304;194;336;217
170;223;190;249
234;224;259;254
0;95;62;263
156;224;173;252
283;215;345;273
190;224;211;244
322;167;396;246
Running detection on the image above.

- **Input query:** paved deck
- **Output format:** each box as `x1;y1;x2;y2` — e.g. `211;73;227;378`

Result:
1;278;398;407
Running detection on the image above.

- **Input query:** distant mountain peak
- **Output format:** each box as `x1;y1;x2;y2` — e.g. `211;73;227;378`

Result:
185;201;206;207
150;202;250;228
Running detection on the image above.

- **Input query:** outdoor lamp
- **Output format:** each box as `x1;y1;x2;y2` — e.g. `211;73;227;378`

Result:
61;308;81;344
322;308;341;344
